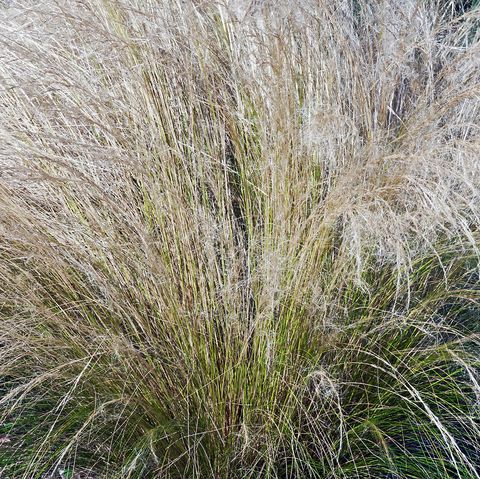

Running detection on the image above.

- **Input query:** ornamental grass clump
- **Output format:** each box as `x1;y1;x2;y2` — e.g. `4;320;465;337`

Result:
0;0;479;477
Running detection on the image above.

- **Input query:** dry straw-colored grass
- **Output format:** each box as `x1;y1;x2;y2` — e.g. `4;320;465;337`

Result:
1;0;480;477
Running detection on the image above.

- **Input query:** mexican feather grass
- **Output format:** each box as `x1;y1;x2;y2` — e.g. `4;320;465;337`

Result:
1;0;480;477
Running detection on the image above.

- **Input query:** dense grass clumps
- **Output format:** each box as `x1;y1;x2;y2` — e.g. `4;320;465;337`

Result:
1;1;480;477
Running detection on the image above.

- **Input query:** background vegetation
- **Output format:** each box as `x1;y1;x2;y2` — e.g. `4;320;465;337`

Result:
0;0;479;477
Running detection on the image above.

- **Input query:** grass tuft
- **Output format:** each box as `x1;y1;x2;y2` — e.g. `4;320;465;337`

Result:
1;1;480;477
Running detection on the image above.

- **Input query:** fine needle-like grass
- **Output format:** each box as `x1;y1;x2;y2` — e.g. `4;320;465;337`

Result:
0;1;479;478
